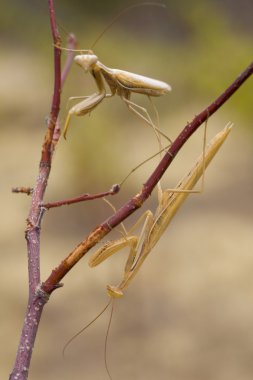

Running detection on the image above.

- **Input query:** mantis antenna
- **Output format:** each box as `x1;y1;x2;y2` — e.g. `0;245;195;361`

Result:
55;2;167;54
89;2;167;51
62;299;112;358
62;298;116;380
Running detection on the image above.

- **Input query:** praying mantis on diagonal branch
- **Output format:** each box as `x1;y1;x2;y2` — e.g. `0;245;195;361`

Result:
89;123;232;298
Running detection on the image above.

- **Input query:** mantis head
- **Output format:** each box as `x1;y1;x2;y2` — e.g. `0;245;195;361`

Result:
74;54;98;72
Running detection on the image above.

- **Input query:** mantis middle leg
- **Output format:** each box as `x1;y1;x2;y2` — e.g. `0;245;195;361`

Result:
122;95;172;149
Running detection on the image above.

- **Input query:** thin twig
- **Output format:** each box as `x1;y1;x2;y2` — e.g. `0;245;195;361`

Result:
61;33;77;84
12;187;33;195
53;33;77;144
42;184;120;209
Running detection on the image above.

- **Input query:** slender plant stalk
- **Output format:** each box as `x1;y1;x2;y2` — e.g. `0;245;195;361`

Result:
8;0;253;378
8;2;77;379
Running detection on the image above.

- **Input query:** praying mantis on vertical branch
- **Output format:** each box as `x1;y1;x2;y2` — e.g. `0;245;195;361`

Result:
62;52;171;144
57;3;172;147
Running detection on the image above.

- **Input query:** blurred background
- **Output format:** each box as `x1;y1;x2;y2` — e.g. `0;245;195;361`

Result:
1;0;253;379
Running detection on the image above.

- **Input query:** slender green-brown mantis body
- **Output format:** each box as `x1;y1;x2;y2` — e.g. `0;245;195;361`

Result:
89;124;232;298
62;51;172;141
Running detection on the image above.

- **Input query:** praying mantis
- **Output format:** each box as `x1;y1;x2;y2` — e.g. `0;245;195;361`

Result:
60;2;172;141
88;123;232;298
62;125;232;377
62;50;172;141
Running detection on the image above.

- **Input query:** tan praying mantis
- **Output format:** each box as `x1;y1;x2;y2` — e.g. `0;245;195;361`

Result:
62;50;171;141
62;124;232;374
58;3;172;141
88;123;232;298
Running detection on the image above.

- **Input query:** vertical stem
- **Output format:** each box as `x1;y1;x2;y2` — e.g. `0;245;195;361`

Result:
9;1;62;379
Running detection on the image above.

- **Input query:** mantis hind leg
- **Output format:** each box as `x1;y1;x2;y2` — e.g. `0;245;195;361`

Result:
122;96;171;151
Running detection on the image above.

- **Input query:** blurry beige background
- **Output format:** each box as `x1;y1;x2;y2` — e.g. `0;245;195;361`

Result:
1;0;253;379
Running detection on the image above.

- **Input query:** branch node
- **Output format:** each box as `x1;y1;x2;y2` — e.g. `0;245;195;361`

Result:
35;285;50;303
105;221;113;231
111;183;120;194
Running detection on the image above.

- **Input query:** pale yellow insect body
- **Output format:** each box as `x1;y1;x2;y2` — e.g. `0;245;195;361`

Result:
63;52;171;139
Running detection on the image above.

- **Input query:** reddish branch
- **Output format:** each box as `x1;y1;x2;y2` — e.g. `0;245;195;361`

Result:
41;60;253;295
42;184;120;209
9;2;77;380
61;33;77;84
